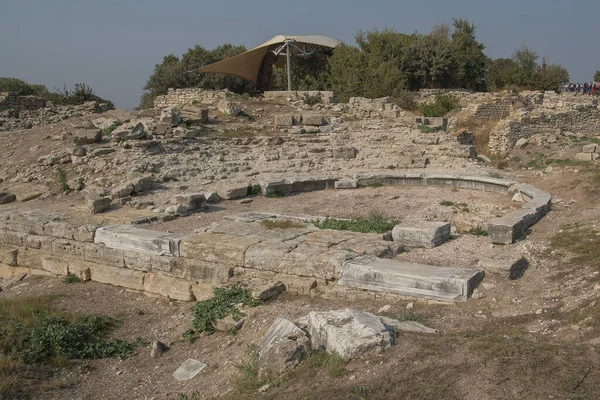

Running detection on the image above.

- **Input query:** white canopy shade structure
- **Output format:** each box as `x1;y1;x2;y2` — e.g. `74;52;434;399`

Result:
189;35;341;91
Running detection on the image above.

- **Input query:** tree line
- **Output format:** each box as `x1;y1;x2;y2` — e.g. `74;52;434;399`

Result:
142;18;571;107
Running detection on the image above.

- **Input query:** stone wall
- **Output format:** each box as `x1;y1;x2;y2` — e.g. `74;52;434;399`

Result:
153;88;228;109
262;91;337;104
0;92;47;112
474;103;511;120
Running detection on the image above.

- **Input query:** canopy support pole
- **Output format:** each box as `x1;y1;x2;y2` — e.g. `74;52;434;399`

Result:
286;42;292;91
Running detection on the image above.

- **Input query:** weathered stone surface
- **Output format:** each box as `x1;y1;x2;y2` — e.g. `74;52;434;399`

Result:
392;221;451;248
143;273;194;301
332;146;358;159
379;317;437;334
259;317;310;378
73;129;102;145
178;105;209;123
52;239;85;260
44;221;77;240
339;256;483;302
218;185;248;200
302;115;323;126
86;197;111;214
488;208;539;244
112;122;148;142
180;233;259;266
306;309;393;360
151;340;169;358
252;281;286;301
159;107;182;126
575;152;600;161
217;100;241;116
583;144;598;153
95;225;185;257
173;359;207;382
0;192;16;204
83;243;124;267
175;193;206;211
165;204;188;216
88;263;145;291
41;256;68;275
0;247;18;266
17;249;43;269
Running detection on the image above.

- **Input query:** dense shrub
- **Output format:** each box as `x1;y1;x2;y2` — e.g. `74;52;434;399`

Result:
419;92;461;117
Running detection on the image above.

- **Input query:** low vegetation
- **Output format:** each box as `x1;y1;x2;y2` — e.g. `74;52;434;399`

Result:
101;119;123;137
313;215;397;234
264;190;285;198
0;296;144;399
0;78;114;108
464;226;489;237
419;92;461;117
57;168;69;193
184;283;259;342
551;224;600;265
63;272;82;284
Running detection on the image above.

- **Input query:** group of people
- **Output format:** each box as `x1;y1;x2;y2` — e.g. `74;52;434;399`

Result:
562;81;600;93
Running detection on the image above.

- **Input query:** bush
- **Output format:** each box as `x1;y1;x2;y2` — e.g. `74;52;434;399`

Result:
302;92;323;106
394;91;418;111
184;283;259;341
419;92;460;117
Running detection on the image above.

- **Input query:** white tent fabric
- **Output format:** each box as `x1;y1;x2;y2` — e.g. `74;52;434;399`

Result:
191;35;340;88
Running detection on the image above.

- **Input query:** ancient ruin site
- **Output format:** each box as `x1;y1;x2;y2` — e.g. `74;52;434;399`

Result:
2;8;600;400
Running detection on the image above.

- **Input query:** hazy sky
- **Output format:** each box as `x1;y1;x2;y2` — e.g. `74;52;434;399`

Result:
1;0;599;109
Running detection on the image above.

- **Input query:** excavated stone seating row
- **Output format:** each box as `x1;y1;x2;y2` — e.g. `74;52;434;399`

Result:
259;171;552;244
0;172;550;302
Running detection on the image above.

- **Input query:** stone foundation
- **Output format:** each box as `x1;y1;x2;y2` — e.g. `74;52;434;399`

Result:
0;92;47;112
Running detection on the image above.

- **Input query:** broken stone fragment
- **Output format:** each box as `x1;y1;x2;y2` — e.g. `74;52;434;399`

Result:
258;317;310;379
86;197;111;214
150;340;169;358
213;315;245;332
173;358;207;381
73;129;102;145
252;281;286;301
0;192;16;205
379;316;437;334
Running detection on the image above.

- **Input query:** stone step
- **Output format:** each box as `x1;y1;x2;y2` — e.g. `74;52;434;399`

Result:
338;256;483;302
95;225;186;257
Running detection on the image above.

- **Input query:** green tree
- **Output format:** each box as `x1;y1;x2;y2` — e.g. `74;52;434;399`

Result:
449;18;487;90
511;45;539;88
594;71;600;81
485;57;518;91
536;57;570;91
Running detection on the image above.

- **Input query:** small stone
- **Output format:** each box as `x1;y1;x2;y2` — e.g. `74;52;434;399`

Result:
535;309;543;315
205;192;221;203
213;315;245;332
237;198;252;204
165;204;189;216
150;340;169;358
252;281;286;301
512;193;525;202
86;197;111;214
378;305;392;313
406;303;414;310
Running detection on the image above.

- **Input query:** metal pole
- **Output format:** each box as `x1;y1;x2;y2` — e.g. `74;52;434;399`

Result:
286;42;292;91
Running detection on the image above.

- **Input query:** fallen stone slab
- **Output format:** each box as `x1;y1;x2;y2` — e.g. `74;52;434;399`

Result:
73;129;102;145
173;358;207;381
334;179;357;189
95;225;185;256
259;317;310;378
252;281;286;301
477;250;528;280
213;315;245;332
339;256;483;302
175;193;206;211
306;309;393;360
86;197;111;214
392;221;451;248
488;208;539;245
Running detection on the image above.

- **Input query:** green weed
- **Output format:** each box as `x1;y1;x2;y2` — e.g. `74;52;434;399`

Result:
313;215;397;234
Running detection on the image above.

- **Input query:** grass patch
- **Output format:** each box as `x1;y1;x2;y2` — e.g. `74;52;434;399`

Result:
488;171;503;179
305;350;346;377
313;215;397;234
184;283;259;341
439;200;456;207
233;345;266;391
246;184;262;196
417;125;438;133
0;296;145;399
57;168;69;193
464;226;489;237
260;219;306;230
101;120;122;137
63;272;82;284
264;190;284;198
551;225;600;265
388;309;427;324
440;201;469;212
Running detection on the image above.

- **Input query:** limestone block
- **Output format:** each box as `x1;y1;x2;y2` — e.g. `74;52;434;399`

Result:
260;179;291;196
24;235;55;252
332;146;358;159
175;193;206;211
0;192;16;204
252;281;286;301
334;180;357;189
306;309;393;360
8;212;49;235
73;129;102;145
0;247;18;266
83;243;125;268
17;249;43;269
52;239;85;260
44;221;77;240
275;115;294;127
63;259;92;281
88;263;145;291
179;233;259;266
582;144;598;153
143;273;194;301
74;224;99;242
218;185;249;200
477;250;528;280
191;282;214;301
392;221;451;248
41;256;68;275
86;197;111;214
302;115;323;126
575;152;600;161
95;225;185;257
488;208;539;244
123;251;153;272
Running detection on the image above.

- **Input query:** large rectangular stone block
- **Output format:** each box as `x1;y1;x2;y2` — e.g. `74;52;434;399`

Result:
95;225;185;257
83;243;124;268
0;247;18;266
179;233;259;266
175;193;206;211
24;235;55;252
17;249;43;269
392;222;451;248
88;263;145;291
302;114;323;126
43;221;77;240
143;273;194;301
41;256;68;275
52;239;85;260
0;229;25;247
488;208;538;244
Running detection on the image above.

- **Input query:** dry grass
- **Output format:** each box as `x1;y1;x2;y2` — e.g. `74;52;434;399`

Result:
454;112;500;157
